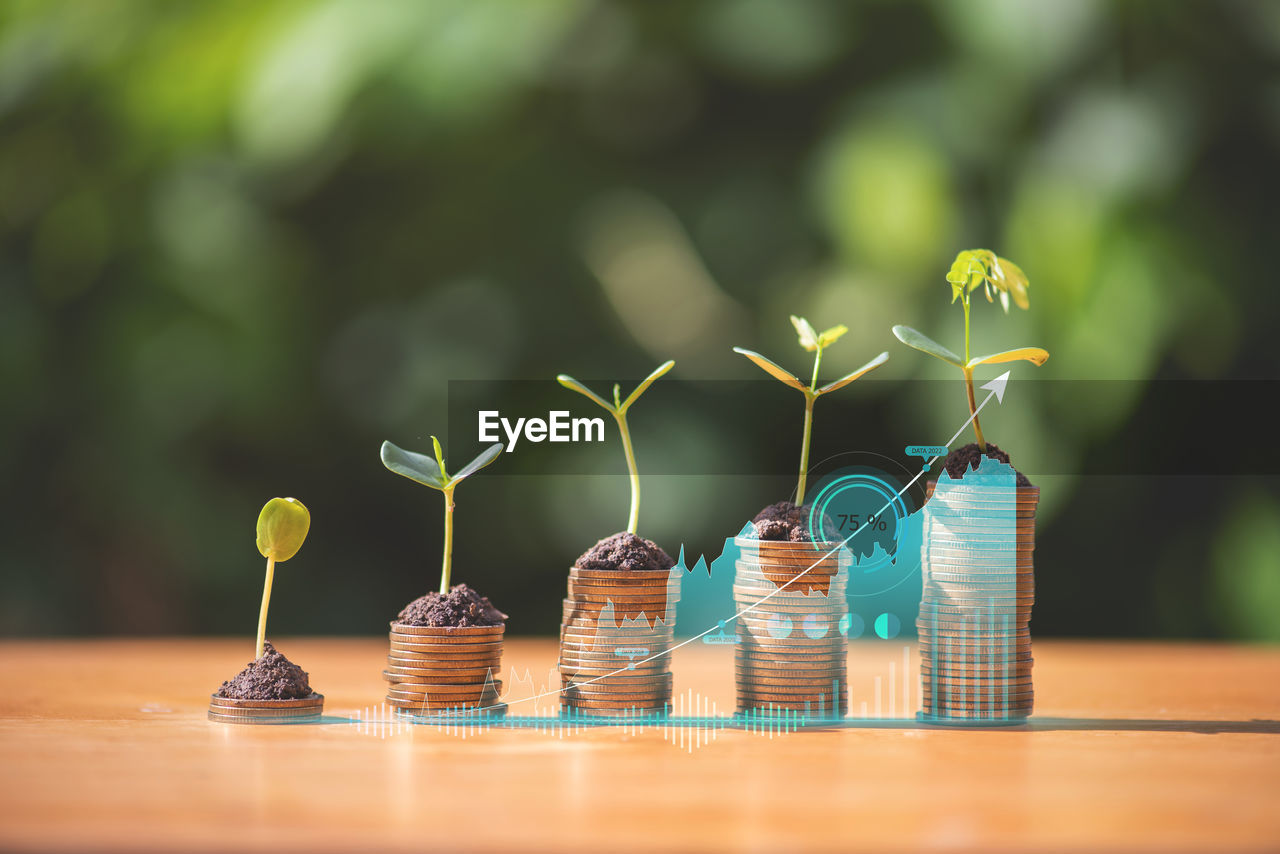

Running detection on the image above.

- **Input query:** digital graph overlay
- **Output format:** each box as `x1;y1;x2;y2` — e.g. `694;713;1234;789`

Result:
387;373;1020;728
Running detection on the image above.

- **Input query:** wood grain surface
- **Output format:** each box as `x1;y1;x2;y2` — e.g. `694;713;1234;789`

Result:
1;638;1277;853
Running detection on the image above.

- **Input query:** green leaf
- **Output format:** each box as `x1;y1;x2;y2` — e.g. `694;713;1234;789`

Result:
556;375;615;413
431;435;449;480
891;325;963;367
380;440;447;490
790;315;819;351
733;347;806;392
815;351;889;396
256;497;310;562
965;348;1049;369
447;442;504;486
620;360;675;412
994;255;1030;310
817;324;848;349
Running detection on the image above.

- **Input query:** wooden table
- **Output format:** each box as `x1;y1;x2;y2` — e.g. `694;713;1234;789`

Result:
1;638;1277;853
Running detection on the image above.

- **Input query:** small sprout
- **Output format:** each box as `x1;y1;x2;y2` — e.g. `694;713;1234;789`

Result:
557;360;675;535
893;249;1049;451
381;438;504;595
254;497;310;659
735;317;888;505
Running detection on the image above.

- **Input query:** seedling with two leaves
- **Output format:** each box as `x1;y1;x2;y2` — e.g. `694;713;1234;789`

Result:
892;249;1049;451
734;317;888;505
556;360;675;536
380;438;504;595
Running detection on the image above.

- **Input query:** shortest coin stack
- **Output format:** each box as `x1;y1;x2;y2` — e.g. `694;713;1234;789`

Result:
207;693;324;724
559;565;678;717
384;623;505;716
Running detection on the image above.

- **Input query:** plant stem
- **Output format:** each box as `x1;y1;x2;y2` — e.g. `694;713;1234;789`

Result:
439;485;455;594
797;393;815;506
255;556;275;659
961;295;986;451
615;411;640;534
796;347;823;506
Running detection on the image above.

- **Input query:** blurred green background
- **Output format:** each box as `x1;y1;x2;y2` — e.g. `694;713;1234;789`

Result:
2;0;1277;640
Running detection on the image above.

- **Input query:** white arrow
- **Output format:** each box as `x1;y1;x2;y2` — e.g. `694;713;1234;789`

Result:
933;370;1011;461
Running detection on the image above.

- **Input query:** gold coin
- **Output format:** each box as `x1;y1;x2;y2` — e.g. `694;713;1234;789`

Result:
389;622;504;637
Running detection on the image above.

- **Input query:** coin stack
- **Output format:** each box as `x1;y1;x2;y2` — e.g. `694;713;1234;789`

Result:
384;623;504;716
559;565;679;716
207;693;323;724
733;538;850;717
918;478;1038;723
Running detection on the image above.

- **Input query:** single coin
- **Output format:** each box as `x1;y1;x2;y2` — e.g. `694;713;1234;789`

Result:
560;666;673;680
923;694;1035;705
207;710;322;724
385;661;501;675
386;698;495;712
388;643;504;658
918;649;1033;661
560;693;673;706
567;565;674;580
560;698;673;711
208;693;323;710
734;653;848;664
383;671;500;685
389;622;504;637
567;569;674;584
735;685;848;699
923;687;1035;698
388;635;505;650
735;676;848;689
386;650;501;663
558;704;670;718
386;687;500;701
562;687;673;702
206;704;323;718
557;642;674;655
558;625;675;638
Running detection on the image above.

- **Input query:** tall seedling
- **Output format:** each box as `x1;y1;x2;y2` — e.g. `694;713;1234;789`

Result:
892;249;1049;451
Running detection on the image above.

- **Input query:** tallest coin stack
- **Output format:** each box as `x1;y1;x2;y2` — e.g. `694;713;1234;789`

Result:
918;465;1038;723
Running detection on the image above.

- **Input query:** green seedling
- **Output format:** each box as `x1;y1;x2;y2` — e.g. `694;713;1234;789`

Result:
892;249;1049;451
254;497;310;659
557;360;675;535
380;438;504;595
734;317;888;506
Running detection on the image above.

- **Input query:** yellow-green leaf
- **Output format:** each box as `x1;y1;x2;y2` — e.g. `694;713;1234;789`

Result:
965;347;1049;369
256;497;310;562
556;374;615;413
733;347;806;391
431;435;448;480
891;325;963;367
620;360;675;412
790;315;819;351
815;351;889;396
817;324;848;349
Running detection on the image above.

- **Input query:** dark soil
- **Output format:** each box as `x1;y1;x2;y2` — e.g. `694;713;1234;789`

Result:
575;532;675;572
216;642;313;700
396;583;507;627
939;442;1032;488
748;501;836;542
